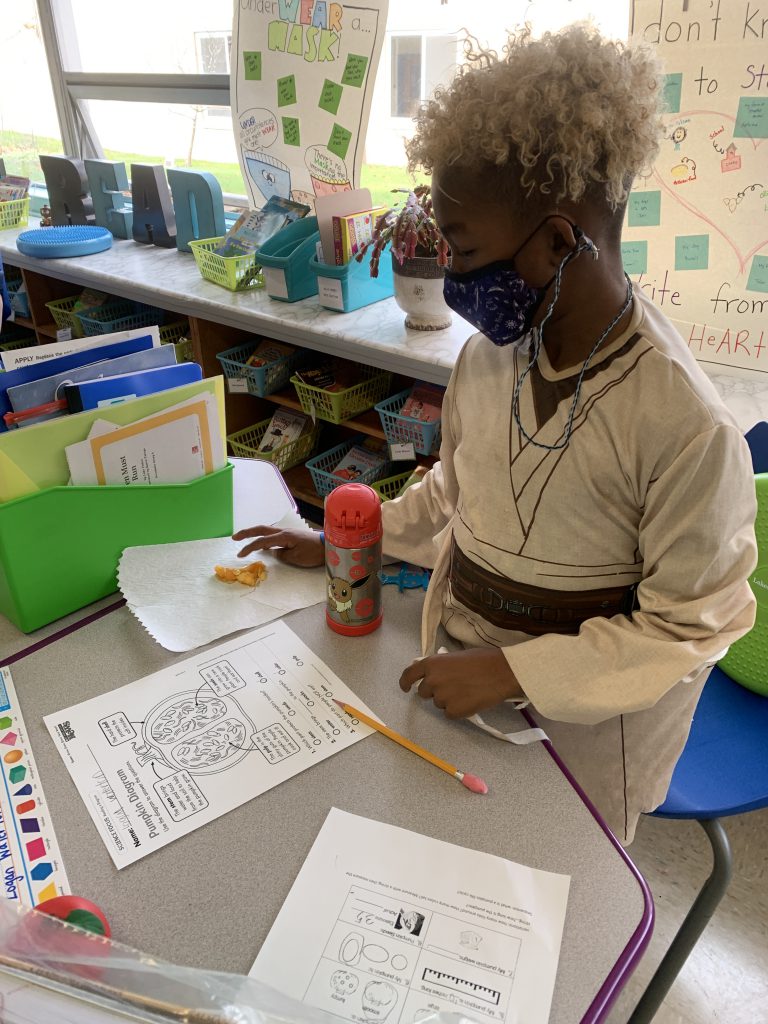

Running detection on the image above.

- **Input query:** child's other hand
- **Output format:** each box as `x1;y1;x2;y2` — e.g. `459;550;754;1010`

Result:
232;526;325;567
399;648;523;719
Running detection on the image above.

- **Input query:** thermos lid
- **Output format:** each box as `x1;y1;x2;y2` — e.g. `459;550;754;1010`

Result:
324;483;382;548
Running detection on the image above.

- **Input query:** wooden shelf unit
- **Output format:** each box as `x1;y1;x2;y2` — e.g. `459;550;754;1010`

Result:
2;261;441;510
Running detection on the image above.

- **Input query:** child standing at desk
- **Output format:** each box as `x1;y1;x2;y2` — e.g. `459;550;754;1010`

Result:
235;25;757;844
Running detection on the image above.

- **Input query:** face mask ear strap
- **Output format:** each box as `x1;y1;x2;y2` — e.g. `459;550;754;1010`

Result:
573;225;599;260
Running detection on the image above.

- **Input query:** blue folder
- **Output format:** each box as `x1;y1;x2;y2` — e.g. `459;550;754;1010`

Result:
64;362;203;412
0;333;156;432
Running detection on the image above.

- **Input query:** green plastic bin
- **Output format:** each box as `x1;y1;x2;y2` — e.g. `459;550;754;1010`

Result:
0;463;234;633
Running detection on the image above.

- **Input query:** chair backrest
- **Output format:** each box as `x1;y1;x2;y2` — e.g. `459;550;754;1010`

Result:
745;421;768;474
719;472;768;695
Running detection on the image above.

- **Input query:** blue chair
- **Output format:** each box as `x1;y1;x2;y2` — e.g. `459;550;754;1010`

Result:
628;425;768;1023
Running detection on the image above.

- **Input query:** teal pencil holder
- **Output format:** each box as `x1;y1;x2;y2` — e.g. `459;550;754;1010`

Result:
256;216;320;303
309;249;394;313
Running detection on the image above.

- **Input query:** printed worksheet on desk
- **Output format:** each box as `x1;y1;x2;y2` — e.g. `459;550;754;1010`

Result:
43;622;375;869
251;809;570;1024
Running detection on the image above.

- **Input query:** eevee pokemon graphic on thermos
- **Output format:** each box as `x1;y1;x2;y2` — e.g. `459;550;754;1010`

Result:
324;482;382;636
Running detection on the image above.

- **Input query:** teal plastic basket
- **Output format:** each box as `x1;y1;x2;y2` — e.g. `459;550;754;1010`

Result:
374;388;442;456
256;216;320;303
309;248;394;313
78;299;166;336
306;436;389;497
216;342;304;398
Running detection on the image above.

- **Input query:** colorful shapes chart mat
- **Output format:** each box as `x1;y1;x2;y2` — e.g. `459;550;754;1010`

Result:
0;667;70;907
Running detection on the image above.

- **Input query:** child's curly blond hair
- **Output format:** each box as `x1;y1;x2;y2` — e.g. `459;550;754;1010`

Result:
406;24;665;212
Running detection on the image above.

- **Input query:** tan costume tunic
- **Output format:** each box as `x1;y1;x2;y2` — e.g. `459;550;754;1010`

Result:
381;291;757;843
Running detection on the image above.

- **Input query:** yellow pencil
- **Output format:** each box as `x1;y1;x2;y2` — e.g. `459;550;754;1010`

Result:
333;699;488;794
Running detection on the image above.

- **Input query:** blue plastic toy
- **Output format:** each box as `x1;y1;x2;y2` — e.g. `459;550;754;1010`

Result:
16;226;113;259
379;562;430;593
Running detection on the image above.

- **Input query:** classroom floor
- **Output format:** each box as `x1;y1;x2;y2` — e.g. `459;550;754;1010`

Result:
604;807;768;1024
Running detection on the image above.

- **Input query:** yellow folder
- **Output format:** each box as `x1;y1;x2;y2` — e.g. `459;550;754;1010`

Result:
0;377;226;503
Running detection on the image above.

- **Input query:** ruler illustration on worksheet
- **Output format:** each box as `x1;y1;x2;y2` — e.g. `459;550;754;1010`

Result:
44;622;375;869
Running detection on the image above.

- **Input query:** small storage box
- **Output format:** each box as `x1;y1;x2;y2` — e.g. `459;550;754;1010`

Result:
78;299;166;336
290;363;391;424
0;464;234;633
306;437;388;497
217;342;304;398
45;295;86;338
227;418;320;472
374;388;442;456
189;236;264;292
309;249;394;313
0;198;30;231
256;216;321;303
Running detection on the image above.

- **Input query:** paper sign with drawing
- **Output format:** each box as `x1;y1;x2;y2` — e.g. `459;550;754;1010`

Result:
230;0;388;211
625;0;768;373
44;622;375;869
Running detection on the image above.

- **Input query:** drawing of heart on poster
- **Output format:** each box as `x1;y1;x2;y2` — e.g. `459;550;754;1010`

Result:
627;1;768;374
231;1;389;213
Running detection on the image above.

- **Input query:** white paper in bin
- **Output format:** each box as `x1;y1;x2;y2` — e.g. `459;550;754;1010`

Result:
0;901;476;1024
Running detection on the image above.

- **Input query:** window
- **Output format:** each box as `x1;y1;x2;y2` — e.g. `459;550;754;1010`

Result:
195;32;232;124
390;34;459;119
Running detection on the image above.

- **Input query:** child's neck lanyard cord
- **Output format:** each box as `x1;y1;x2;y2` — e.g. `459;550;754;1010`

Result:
512;260;634;452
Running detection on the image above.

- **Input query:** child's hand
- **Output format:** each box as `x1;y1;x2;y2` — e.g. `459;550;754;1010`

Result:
232;525;325;567
399;648;523;719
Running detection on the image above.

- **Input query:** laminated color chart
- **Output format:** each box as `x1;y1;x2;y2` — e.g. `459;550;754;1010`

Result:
627;0;768;373
231;0;388;210
0;667;70;907
45;621;375;869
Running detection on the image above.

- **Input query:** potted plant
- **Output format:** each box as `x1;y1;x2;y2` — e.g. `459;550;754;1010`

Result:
356;185;452;331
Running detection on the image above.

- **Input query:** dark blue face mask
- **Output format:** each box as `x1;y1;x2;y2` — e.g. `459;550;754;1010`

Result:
442;217;593;346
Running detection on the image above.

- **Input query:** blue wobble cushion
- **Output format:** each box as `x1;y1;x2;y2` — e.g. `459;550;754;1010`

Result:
16;226;113;259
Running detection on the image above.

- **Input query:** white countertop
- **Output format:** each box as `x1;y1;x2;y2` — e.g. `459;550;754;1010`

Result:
0;227;470;386
3;226;767;429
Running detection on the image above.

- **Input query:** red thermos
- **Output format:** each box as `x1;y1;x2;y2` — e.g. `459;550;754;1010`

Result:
324;483;383;636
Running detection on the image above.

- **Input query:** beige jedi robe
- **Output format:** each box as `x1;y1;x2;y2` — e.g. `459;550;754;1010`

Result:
381;291;757;843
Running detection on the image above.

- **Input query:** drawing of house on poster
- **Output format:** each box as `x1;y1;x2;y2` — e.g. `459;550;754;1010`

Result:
231;1;389;212
626;1;768;373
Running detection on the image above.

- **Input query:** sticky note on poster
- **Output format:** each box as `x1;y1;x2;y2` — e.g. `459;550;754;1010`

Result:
662;73;683;114
621;241;648;275
746;254;768;293
319;79;343;116
628;191;661;227
282;117;301;147
733;96;768;139
341;53;369;88
277;75;297;107
328;123;352;160
675;234;709;271
243;51;261;81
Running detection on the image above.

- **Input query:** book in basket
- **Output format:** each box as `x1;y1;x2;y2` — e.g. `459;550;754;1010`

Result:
257;407;311;454
331;206;388;265
332;442;387;480
399;382;444;423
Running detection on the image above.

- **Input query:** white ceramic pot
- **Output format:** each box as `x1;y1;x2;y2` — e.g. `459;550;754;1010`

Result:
391;254;452;331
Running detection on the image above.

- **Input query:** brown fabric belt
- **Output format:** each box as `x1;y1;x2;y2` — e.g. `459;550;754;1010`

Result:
448;537;637;636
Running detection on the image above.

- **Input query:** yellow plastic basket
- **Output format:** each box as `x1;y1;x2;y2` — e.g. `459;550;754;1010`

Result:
227;418;320;472
158;320;189;345
0;198;30;231
290;364;392;424
371;471;413;501
189;236;264;292
44;295;86;338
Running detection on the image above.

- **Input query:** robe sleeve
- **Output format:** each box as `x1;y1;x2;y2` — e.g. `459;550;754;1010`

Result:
380;343;467;568
503;422;758;725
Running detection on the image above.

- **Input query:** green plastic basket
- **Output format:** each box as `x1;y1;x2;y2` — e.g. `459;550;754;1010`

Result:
159;319;189;345
0;198;30;231
371;471;413;501
189;236;265;292
45;295;86;338
290;364;392;424
227;418;320;472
